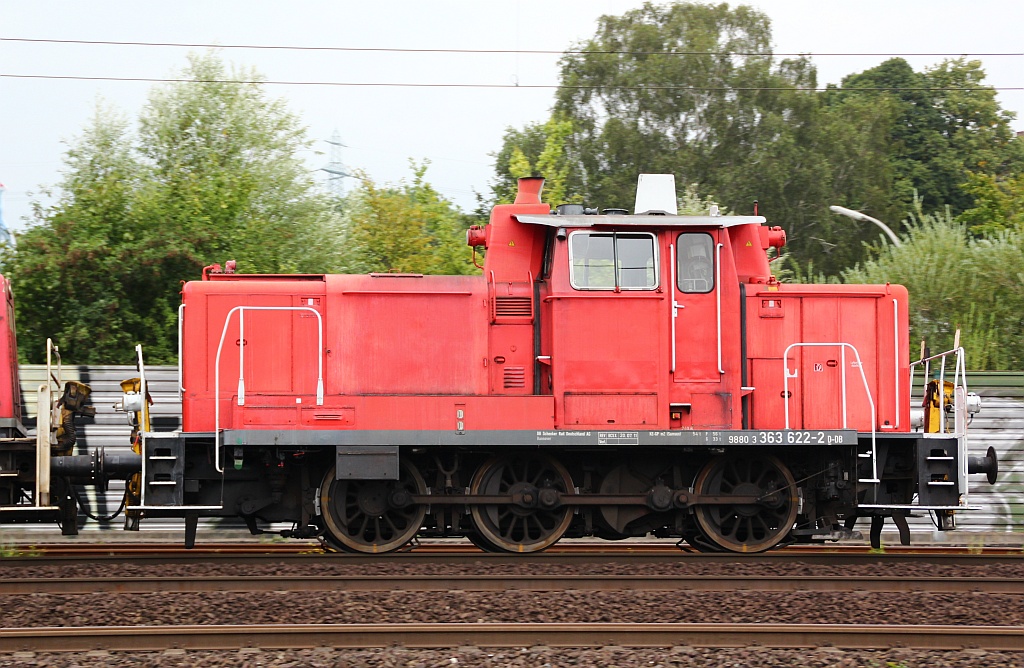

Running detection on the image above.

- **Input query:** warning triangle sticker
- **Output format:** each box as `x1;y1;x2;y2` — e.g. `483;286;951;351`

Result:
745;241;753;246
509;240;516;247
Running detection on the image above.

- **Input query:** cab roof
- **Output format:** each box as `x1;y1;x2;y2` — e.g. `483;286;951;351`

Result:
512;214;767;228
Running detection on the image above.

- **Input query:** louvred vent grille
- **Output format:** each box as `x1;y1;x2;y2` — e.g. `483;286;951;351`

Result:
503;366;526;388
495;296;532;318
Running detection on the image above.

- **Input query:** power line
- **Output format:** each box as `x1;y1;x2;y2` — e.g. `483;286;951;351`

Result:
2;73;1021;92
2;37;1022;58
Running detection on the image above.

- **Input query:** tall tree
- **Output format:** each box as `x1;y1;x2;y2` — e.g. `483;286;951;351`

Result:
842;202;1024;370
493;4;1024;276
494;2;889;274
832;58;1024;215
1;105;146;362
2;53;341;364
135;53;339;276
339;163;477;276
494;114;578;207
553;2;804;210
959;171;1024;235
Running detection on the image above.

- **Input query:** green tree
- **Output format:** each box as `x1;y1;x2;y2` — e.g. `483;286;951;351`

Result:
493;4;1024;277
496;114;578;207
135;52;339;275
551;2;829;213
2;52;341;364
677;182;727;215
834;58;1024;215
842;201;1024;370
0;105;145;363
959;171;1024;235
339;163;476;275
494;2;893;274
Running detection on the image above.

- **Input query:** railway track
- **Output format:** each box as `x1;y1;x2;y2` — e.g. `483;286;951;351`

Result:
3;573;1023;595
5;540;1023;558
2;547;1022;570
3;622;1022;652
5;545;1023;658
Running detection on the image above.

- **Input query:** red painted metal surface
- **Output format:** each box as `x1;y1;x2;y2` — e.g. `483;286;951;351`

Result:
179;178;908;436
0;275;22;428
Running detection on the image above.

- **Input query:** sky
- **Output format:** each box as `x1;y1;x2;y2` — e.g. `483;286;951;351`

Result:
1;0;1022;233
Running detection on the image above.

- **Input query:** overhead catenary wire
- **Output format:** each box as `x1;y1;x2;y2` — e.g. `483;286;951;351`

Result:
1;74;1020;92
3;37;1019;92
3;37;1023;58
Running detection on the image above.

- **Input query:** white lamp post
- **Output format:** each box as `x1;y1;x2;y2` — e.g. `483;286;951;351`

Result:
829;205;902;247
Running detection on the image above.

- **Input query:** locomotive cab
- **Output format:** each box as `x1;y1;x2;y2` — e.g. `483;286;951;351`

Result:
509;175;779;432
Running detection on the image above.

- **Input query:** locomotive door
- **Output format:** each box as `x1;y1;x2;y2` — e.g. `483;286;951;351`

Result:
670;231;734;428
207;294;323;415
671;232;721;383
551;230;662;427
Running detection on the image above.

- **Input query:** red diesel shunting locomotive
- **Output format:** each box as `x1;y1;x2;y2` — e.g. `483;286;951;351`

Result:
0;175;998;553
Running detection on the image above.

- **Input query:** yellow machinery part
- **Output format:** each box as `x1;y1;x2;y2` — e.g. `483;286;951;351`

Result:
54;380;92;456
923;379;955;433
119;377;150;446
119;377;149;529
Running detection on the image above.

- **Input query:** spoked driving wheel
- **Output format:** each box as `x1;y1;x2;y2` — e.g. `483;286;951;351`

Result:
469;453;574;553
319;460;427;553
693;454;798;553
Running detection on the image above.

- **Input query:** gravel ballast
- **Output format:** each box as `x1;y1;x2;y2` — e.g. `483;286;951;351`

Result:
3;557;1023;667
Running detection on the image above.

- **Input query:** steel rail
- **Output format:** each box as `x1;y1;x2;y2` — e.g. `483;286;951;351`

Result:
2;623;1022;652
3;574;1023;595
6;541;1023;557
0;542;326;557
2;549;1023;568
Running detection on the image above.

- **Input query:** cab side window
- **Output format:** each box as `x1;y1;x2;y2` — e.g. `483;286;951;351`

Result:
569;232;658;290
677;233;714;294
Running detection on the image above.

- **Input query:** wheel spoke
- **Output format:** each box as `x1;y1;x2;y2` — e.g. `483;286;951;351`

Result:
520;459;533;484
754;514;771;536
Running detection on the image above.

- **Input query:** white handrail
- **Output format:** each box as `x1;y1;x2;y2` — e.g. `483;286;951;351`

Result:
716;242;723;375
909;346;968;432
908;345;971;507
893;299;899;429
178;303;185;396
783;342;878;482
134;344;148;504
45;337;61;394
669;243;677;373
213;306;324;473
238;308;246;405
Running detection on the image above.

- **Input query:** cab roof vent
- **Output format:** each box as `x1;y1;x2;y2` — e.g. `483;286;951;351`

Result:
634;174;678;215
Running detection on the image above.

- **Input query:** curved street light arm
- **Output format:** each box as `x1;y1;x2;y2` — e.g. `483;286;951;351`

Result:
829;205;902;247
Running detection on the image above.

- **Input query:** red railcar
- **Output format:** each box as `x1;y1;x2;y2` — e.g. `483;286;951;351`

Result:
0;274;32;513
0;176;997;552
0;275;23;438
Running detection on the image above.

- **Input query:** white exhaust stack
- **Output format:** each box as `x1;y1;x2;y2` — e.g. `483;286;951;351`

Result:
634;174;678;215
